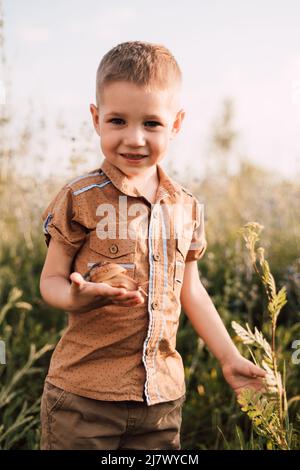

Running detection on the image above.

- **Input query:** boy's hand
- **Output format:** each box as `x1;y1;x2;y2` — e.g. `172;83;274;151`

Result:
68;272;145;314
221;354;266;397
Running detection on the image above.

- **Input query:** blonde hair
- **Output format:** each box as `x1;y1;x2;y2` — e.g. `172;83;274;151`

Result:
95;41;182;106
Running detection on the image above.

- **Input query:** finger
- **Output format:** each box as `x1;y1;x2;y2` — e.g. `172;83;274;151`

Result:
249;364;266;378
112;297;144;307
93;283;127;298
122;295;144;304
234;379;266;397
112;295;144;305
70;272;85;289
112;290;144;301
112;297;144;305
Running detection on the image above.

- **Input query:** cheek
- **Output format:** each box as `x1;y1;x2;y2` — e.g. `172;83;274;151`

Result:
101;130;118;148
159;132;170;149
151;132;169;149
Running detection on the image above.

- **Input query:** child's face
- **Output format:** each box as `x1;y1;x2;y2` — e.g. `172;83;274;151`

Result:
90;81;185;178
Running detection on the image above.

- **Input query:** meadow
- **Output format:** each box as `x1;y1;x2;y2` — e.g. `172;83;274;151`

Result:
0;96;300;449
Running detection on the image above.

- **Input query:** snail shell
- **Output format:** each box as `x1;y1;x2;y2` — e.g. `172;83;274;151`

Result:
83;262;139;291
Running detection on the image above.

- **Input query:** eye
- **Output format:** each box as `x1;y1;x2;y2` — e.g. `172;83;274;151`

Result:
108;118;124;125
145;121;161;127
108;118;161;127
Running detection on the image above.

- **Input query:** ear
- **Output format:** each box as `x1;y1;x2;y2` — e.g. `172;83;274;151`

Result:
170;109;185;139
90;104;101;136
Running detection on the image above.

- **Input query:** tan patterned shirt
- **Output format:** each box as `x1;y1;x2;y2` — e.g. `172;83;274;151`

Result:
42;158;207;405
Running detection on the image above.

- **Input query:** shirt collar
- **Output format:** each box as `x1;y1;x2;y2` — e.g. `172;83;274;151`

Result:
100;158;181;203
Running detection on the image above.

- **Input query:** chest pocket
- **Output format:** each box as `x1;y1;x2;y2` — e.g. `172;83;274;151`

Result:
173;237;190;295
89;230;137;279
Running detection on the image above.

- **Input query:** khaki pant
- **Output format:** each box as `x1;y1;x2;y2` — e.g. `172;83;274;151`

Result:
40;381;185;450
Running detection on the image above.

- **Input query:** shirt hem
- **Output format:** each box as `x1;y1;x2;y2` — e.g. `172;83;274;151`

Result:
45;377;146;403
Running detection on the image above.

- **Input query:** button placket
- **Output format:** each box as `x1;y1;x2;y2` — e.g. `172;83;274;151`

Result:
143;204;161;403
150;207;161;312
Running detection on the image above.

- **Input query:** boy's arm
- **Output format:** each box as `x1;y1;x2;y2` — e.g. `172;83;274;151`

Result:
40;237;77;310
40;238;144;313
180;261;266;395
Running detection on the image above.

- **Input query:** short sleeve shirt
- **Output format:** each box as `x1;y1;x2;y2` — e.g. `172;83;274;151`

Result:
42;158;207;405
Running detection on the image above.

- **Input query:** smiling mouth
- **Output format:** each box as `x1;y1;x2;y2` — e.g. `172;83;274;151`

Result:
120;153;148;160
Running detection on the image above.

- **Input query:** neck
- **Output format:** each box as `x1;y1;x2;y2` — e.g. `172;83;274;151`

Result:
127;165;158;184
128;166;160;204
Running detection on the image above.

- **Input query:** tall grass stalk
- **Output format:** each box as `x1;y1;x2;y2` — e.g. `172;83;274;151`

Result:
232;222;299;450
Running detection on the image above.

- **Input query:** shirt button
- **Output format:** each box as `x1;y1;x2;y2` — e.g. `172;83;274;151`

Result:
153;253;161;261
109;244;119;254
151;301;159;310
153;211;158;219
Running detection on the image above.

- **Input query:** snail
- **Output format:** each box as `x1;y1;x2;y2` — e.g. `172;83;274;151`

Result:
83;261;148;297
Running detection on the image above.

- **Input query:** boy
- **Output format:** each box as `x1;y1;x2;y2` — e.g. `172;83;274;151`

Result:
40;41;265;450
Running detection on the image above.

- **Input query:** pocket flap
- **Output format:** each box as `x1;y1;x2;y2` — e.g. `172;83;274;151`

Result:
89;231;136;259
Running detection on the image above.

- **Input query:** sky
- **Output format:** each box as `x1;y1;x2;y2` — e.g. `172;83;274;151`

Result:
2;0;300;179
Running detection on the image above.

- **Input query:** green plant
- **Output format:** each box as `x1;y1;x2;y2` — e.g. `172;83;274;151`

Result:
0;286;54;449
232;222;300;450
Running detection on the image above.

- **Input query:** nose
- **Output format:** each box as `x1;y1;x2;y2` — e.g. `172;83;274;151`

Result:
122;126;146;148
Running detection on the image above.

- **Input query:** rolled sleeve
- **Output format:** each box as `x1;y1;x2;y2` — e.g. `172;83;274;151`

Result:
42;186;87;256
185;199;207;262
